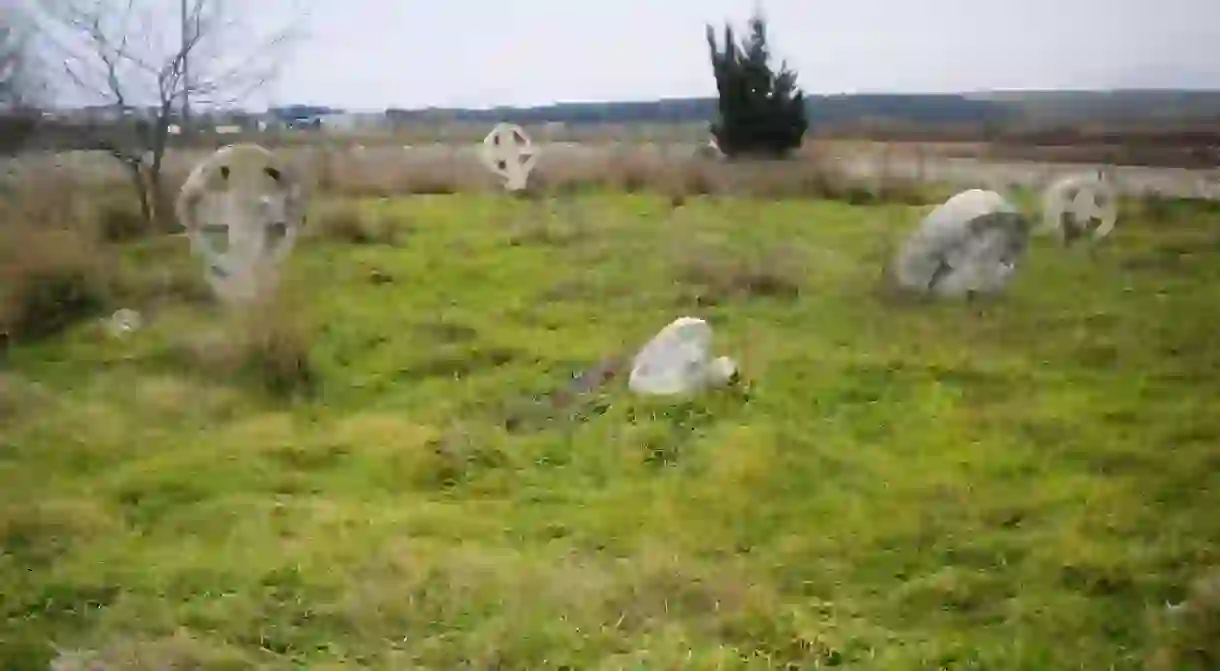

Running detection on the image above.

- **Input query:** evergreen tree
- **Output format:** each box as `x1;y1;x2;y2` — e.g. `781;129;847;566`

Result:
706;12;808;158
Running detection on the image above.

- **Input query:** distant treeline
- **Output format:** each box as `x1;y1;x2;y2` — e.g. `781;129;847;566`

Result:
8;91;1220;161
386;94;1018;127
384;91;1220;128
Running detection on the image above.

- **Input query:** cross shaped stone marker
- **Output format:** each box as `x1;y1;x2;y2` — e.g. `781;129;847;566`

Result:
480;123;539;191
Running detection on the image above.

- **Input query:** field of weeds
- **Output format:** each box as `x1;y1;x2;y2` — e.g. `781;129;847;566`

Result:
2;168;1220;669
7;139;1217;210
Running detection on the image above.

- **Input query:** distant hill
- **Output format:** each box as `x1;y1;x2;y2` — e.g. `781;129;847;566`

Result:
382;90;1220;128
963;89;1220;123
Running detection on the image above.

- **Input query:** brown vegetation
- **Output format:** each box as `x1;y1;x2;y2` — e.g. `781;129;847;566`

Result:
299;144;937;204
0;180;117;345
165;291;317;398
674;243;806;305
0;224;111;345
6;139;945;203
16;114;1220;169
1148;568;1220;671
811;118;1220;169
311;200;410;245
0;171;315;397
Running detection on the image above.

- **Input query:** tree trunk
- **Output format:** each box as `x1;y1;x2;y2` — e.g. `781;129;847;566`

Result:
151;109;174;232
149;168;175;233
126;161;153;226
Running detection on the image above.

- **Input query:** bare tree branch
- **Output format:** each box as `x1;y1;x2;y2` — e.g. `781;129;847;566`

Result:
0;6;46;156
29;0;304;227
1;6;39;109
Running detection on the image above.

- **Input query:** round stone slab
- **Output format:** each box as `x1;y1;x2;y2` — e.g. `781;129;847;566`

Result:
175;144;308;303
1042;171;1119;244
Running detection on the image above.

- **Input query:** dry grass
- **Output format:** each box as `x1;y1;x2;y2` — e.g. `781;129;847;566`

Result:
310;200;410;245
16;141;941;204
1;167;171;242
4;188;1220;668
674;243;807;305
172;291;317;398
311;145;465;197
48;631;253;671
0;173;197;348
92;196;152;243
0;144;935;363
111;256;215;307
0;224;113;345
1149;568;1220;671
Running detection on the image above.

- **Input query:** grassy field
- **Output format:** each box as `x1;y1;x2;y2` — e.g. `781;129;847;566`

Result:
3;188;1220;669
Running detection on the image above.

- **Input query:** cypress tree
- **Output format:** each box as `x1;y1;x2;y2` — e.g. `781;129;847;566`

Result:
706;12;808;158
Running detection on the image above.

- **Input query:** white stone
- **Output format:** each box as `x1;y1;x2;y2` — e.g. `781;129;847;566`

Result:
893;189;1029;298
695;136;724;160
105;308;142;337
628;317;738;396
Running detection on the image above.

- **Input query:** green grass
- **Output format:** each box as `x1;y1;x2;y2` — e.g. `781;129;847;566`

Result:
3;192;1220;669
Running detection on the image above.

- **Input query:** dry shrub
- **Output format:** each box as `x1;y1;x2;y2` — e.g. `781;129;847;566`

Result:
1140;191;1182;223
313;200;373;242
874;175;940;206
0;224;113;344
417;422;512;488
157;263;216;305
113;254;215;308
404;175;461;195
678;160;720;196
93;196;151;242
312;145;341;194
605;152;669;193
1149;569;1220;671
0;373;51;420
312;201;405;245
48;631;254;671
179;293;316;398
328;163;466;197
674;244;805;304
528;160;606;196
7;167;173;242
398;160;466;195
26;143;953;218
709;158;867;203
312;146;473;197
3;168;91;230
229;298;316;398
512;179;549;201
341;543;828;668
506;217;584;247
650;151;942;206
240;141;948;205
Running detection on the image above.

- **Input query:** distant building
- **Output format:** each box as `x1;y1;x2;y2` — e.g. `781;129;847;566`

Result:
265;105;337;130
318;112;358;132
319;111;386;133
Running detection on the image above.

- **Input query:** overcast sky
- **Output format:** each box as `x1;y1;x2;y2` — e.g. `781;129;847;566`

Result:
33;0;1220;110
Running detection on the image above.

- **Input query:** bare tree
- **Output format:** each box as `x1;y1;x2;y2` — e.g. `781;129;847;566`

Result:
0;14;21;107
0;7;43;155
3;4;48;106
34;0;301;228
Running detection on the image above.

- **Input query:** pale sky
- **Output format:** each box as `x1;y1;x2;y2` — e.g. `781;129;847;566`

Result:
29;0;1220;110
